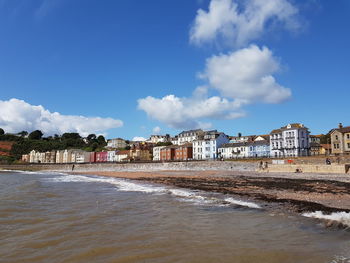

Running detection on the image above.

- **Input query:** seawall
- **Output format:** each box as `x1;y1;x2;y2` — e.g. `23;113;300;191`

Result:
263;164;350;174
0;161;256;172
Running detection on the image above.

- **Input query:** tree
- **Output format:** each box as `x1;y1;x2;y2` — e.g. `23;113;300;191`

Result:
0;128;4;135
97;135;106;146
28;130;43;140
18;131;28;137
87;134;97;142
61;133;81;140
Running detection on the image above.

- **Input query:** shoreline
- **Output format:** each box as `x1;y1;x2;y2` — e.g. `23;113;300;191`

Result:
75;170;350;223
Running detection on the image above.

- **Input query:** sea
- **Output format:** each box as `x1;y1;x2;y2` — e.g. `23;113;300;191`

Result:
0;171;349;263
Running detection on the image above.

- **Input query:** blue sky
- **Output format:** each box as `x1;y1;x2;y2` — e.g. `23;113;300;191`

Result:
0;0;349;140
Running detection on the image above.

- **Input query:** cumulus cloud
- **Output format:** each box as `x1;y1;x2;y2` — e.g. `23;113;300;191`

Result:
201;45;291;103
137;92;245;130
0;98;123;136
152;126;161;134
190;0;300;47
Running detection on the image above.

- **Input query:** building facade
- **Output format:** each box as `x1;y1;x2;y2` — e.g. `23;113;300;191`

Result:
270;123;310;158
330;123;350;155
152;146;166;161
178;129;204;145
107;138;127;149
193;131;229;160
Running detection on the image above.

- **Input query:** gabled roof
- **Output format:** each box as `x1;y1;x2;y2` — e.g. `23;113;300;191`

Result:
270;123;308;134
332;126;350;134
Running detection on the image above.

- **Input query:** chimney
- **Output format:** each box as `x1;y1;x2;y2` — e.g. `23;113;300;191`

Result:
339;123;343;129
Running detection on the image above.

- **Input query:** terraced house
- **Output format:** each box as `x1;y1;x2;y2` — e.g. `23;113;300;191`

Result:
331;123;350;155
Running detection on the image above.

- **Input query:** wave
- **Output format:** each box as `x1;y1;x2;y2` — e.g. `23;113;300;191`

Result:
302;211;350;227
48;174;261;209
224;197;261;209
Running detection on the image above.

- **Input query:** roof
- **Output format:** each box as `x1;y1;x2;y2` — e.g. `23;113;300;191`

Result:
178;129;203;135
332;126;350;134
320;144;331;150
220;143;248;148
270;123;308;134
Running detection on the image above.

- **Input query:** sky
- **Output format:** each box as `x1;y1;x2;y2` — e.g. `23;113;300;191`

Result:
0;0;349;140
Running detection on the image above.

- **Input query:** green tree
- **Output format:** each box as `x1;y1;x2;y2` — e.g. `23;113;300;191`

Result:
0;128;4;135
28;130;43;140
18;131;28;137
97;135;106;146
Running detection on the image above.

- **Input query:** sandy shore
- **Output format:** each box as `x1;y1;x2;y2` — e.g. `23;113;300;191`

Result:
75;170;350;216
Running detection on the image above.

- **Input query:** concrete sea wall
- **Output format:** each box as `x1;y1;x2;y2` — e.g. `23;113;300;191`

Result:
264;164;350;174
0;161;256;172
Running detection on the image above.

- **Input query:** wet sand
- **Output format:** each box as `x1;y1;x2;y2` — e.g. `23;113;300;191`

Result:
77;170;350;216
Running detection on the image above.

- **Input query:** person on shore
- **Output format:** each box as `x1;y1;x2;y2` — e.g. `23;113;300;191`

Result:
326;158;331;165
258;161;263;170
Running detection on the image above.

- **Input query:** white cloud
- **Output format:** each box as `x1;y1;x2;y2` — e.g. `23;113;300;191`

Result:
152;126;161;134
132;137;147;142
190;0;300;47
201;45;291;103
137;92;245;130
0;98;123;136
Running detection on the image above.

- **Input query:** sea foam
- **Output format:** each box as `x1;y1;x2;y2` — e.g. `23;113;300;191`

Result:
302;211;350;227
48;174;261;209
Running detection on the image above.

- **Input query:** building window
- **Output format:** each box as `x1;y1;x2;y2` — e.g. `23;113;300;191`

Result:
335;135;338;140
348;143;350;148
347;134;350;139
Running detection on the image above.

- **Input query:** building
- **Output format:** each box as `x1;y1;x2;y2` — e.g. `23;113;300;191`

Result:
229;135;255;144
21;154;29;162
309;135;322;156
218;142;248;159
148;135;170;144
170;136;178;145
44;151;56;163
56;150;64;163
320;144;332;155
107;138;127;149
177;129;204;145
73;150;91;163
174;144;193;161
193;131;229;160
63;149;75;163
96;152;108;162
330;123;350;155
115;150;129;162
270;123;310;158
153;146;166;161
160;146;176;161
248;137;270;158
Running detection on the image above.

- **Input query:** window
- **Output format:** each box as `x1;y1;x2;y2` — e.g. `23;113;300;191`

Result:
347;134;350;139
335;135;338;140
348;143;350;148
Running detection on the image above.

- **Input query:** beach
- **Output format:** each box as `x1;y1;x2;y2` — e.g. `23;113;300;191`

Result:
76;168;350;225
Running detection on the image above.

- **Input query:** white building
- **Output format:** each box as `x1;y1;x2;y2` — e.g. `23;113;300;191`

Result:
229;135;255;144
74;150;91;163
170;136;178;145
193;131;229;160
270;123;310;158
178;129;204;145
152;146;166;161
147;135;170;144
218;143;249;159
107;151;116;162
115;150;129;162
107;138;127;149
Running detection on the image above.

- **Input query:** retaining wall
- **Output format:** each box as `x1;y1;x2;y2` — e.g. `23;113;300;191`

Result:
264;164;349;174
0;161;255;172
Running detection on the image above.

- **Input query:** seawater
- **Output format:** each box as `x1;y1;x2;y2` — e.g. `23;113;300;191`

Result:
0;171;349;263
